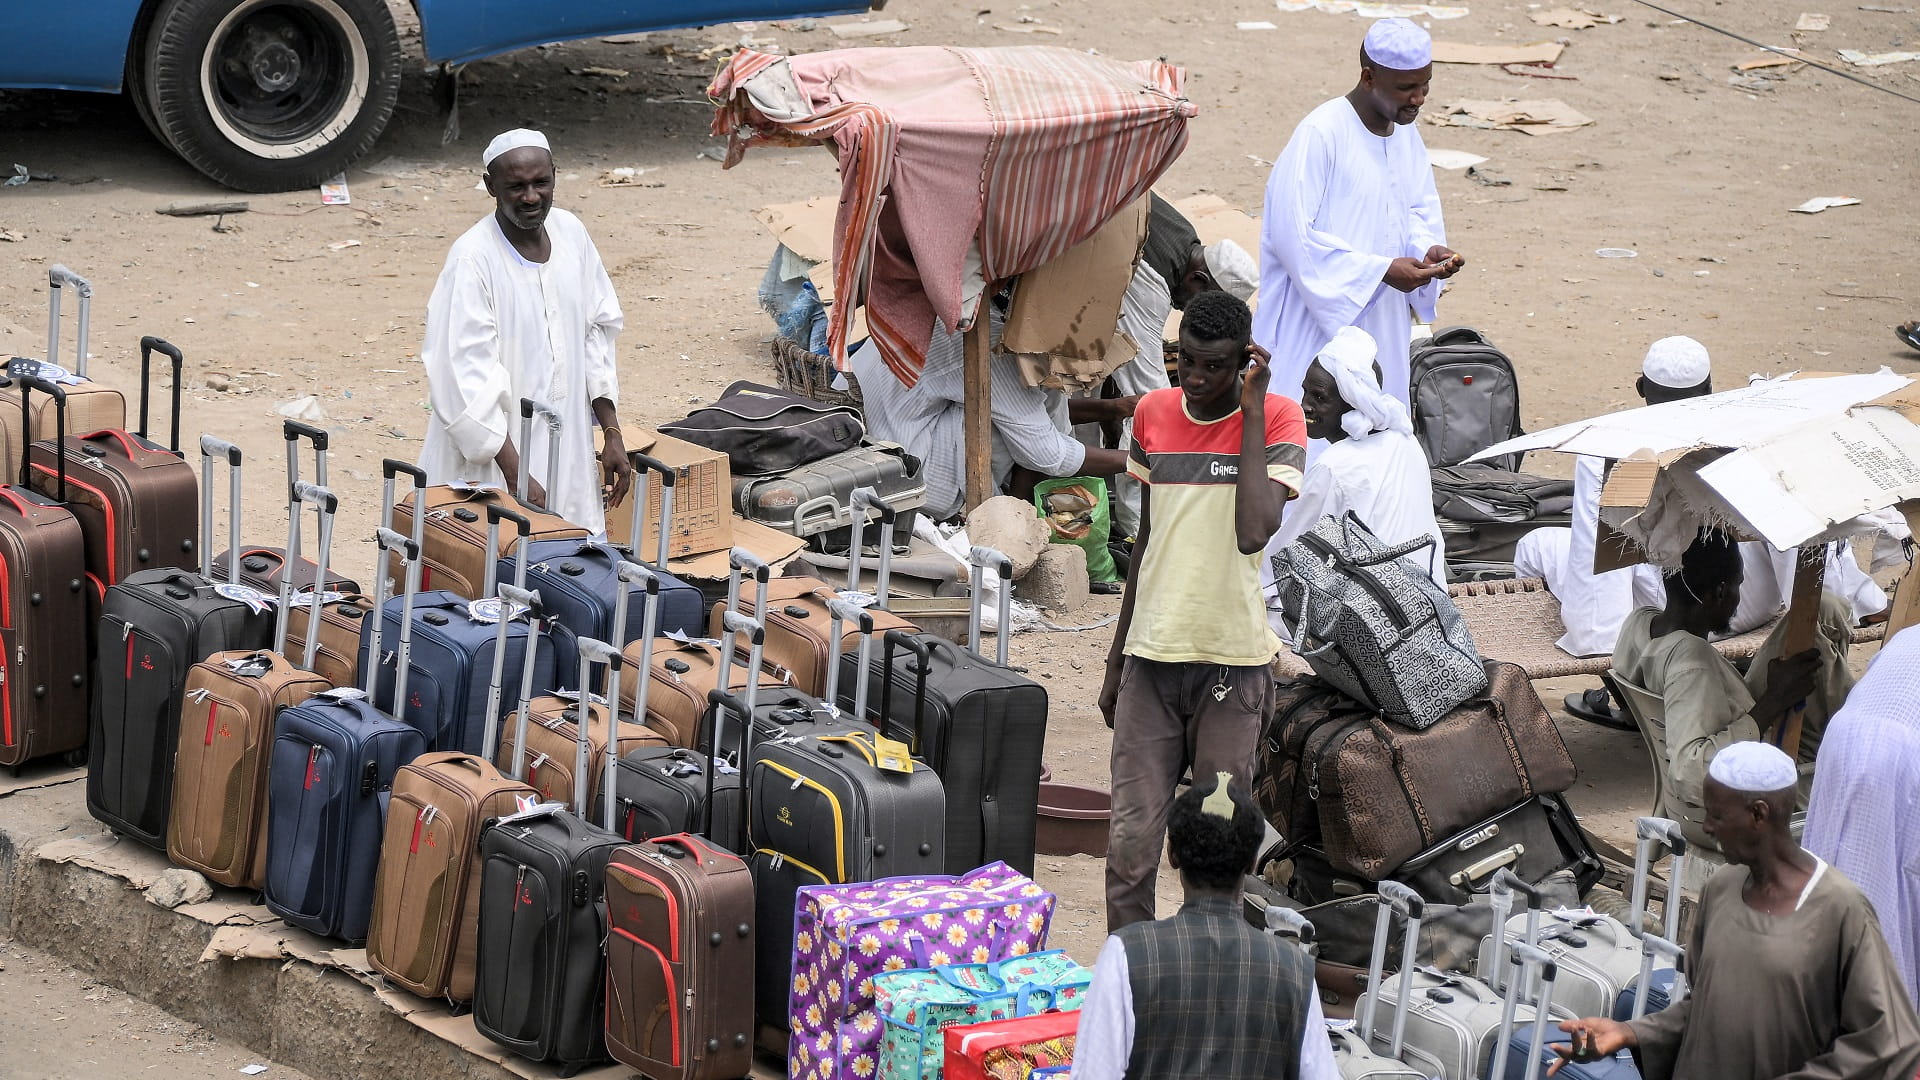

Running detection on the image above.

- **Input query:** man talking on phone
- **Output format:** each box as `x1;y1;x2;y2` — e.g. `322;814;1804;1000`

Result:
1098;289;1306;932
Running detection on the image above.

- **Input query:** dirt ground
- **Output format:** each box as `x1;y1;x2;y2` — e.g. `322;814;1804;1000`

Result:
0;0;1914;989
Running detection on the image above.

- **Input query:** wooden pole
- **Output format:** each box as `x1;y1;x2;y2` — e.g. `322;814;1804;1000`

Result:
1774;545;1827;760
963;318;994;511
1885;501;1920;637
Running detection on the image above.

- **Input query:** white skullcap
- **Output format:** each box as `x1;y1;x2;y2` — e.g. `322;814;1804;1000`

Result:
1642;335;1711;389
1203;239;1259;303
483;128;551;168
1708;741;1798;793
1316;326;1414;439
1363;18;1433;70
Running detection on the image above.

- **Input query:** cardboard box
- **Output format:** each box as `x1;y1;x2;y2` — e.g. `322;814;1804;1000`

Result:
1003;197;1149;390
604;426;733;559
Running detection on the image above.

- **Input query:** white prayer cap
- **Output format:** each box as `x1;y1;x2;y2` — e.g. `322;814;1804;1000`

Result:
1203;240;1258;303
1315;326;1414;438
1363;18;1433;70
1642;335;1711;389
1708;741;1798;793
483;128;551;168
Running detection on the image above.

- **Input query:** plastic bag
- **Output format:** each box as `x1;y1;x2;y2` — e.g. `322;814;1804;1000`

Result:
1033;477;1119;583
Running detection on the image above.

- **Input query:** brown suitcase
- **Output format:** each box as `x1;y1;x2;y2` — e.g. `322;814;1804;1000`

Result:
0;479;90;770
619;638;792;748
0;267;128;489
166;649;329;888
496;592;670;813
707;574;917;697
212;421;361;598
26;337;197;588
1257;661;1577;880
604;834;757;1080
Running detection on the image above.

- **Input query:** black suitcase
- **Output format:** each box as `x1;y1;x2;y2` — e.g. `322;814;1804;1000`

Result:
211;420;361;596
473;627;627;1074
841;545;1047;874
88;432;276;848
1286;793;1605;910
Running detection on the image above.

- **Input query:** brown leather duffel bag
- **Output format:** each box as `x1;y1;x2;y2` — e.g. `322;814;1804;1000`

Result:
1257;661;1576;880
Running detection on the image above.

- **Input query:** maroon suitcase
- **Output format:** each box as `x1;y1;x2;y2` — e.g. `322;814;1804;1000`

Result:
26;337;197;591
0;378;91;771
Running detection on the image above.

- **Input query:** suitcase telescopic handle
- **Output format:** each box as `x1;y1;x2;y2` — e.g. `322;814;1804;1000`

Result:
878;628;932;755
278;481;337;662
626;451;675;568
613;561;661;828
18;375;65;500
706;683;761;851
492;583;544;781
47;265;91;377
1630;933;1685;1022
379;457;428;543
1486;868;1544;994
574;637;623;820
1492;942;1561;1080
824;597;873;719
517;397;562;509
197;434;243;583
967;546;1014;666
284;419;329;490
137;336;184;454
483;503;532;598
1630;816;1688;938
371;526;422;709
848;487;895;600
1263;904;1316;944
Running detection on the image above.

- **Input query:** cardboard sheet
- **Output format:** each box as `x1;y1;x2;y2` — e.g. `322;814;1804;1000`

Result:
667;518;807;580
0;763;83;798
1429;98;1596;134
1699;402;1920;549
1431;41;1567;65
752;196;838;264
1003;198;1149;388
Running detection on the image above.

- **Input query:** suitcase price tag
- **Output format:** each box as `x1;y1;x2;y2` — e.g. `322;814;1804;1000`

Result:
213;583;274;614
872;733;915;774
289;591;349;608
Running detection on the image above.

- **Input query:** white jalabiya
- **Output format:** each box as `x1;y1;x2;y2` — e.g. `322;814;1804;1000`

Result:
420;208;623;535
1517;455;1887;658
1254;97;1446;419
1805;624;1920;1008
1262;425;1448;638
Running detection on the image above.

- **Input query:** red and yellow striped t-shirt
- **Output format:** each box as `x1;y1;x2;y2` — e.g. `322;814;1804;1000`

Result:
1123;389;1306;666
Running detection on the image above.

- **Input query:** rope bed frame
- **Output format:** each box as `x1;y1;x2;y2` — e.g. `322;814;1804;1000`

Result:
1271;577;1887;683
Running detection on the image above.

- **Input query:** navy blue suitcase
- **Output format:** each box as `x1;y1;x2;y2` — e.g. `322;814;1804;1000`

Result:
1611;969;1677;1021
263;524;429;942
364;499;563;755
1492;940;1643;1080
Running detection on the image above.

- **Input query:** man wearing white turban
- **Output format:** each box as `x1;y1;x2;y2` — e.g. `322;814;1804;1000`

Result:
1261;326;1446;633
1254;18;1463;434
1549;740;1920;1080
418;128;630;534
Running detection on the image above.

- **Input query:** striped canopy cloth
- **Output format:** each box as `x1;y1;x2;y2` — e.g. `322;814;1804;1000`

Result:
710;46;1195;387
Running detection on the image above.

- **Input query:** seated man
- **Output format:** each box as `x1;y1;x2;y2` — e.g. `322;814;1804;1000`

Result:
1804;623;1920;1008
1071;772;1336;1080
1262;325;1447;606
1611;528;1844;853
851;300;1129;521
1517;336;1885;720
1551;742;1920;1080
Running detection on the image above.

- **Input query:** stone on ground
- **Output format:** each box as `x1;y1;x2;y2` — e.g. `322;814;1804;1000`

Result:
1017;545;1091;613
146;868;213;909
968;495;1052;579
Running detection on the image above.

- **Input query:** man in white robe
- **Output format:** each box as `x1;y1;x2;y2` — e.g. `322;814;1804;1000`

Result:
1262;327;1446;637
420;128;630;535
1254;18;1462;427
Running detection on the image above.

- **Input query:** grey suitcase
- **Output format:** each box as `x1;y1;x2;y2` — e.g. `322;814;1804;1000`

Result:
1477;815;1689;1020
1328;884;1433;1079
731;441;924;552
1355;881;1564;1080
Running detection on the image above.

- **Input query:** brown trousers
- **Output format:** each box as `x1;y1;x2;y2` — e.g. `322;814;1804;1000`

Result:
1106;656;1273;932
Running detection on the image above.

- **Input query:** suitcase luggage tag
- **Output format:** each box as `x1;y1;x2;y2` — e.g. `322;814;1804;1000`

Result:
872;733;915;774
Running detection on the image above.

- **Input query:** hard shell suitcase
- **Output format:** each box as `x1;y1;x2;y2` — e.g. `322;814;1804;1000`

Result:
603;833;757;1080
506;445;706;681
1257;663;1578;880
731;440;925;552
27;336;197;588
87;427;276;848
494;570;669;814
1478;817;1689;1021
845;544;1047;875
363;480;561;755
0;267;128;487
212;421;362;596
262;523;429;942
387;401;587;599
0;383;90;770
365;580;537;1002
472;631;629;1073
1355;882;1564;1080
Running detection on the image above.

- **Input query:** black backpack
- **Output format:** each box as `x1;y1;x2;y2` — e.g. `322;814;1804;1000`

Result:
1409;327;1524;470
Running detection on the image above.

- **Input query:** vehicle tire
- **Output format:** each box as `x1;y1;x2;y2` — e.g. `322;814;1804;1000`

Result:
125;38;176;152
142;0;401;192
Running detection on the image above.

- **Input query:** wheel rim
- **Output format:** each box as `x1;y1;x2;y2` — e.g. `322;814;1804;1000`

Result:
197;0;370;161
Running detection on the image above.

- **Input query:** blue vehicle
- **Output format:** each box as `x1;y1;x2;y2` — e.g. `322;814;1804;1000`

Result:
1;0;877;192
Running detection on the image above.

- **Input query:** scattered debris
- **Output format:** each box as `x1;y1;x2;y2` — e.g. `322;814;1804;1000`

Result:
574;66;630;78
1275;0;1470;18
326;239;361;251
275;395;328;421
4;164;27;187
1729;73;1778;90
1429;98;1596;134
1838;48;1920;65
1790;195;1862;213
1428;148;1490;170
996;22;1064;33
1529;7;1623;28
240;1066;270;1076
0;229;20;242
1246;153;1274;167
1795;12;1832;30
205;372;234;392
1432;41;1567;66
1859;4;1915;11
156;200;250;217
695;146;728;162
320;174;350;205
1237;20;1279;29
829;18;908;37
1595;247;1638;257
1734;49;1804;70
602;32;649;43
1466;165;1513;185
599;166;661;186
